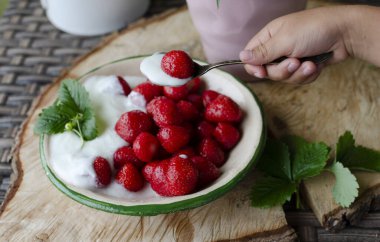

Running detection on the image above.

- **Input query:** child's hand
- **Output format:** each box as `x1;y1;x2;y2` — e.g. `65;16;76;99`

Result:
240;6;351;84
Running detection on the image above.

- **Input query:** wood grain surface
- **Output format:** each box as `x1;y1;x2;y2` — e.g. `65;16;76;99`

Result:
253;58;380;230
0;8;296;241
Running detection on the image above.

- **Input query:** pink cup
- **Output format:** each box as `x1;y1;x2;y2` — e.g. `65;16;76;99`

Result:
187;0;307;80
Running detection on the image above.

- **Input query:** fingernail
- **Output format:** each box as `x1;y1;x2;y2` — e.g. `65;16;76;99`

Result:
287;62;298;73
239;50;253;62
247;68;262;78
254;71;264;79
303;66;314;76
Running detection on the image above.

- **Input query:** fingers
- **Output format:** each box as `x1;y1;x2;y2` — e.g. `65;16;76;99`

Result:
240;24;290;66
265;58;301;81
283;61;319;84
240;37;288;66
244;60;321;84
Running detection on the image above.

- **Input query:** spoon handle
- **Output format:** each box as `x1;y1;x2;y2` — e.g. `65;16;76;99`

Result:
268;52;333;65
202;52;333;70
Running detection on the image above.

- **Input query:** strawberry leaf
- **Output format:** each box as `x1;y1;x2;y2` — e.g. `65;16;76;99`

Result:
81;108;98;141
341;146;380;172
59;79;91;113
336;131;355;162
328;162;359;207
34;105;70;134
35;79;98;142
284;136;330;182
257;139;292;181
251;176;296;208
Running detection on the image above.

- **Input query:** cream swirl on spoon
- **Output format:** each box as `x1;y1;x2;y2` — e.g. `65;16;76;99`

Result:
140;52;193;87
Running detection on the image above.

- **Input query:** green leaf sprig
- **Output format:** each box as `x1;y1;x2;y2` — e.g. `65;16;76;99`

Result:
251;136;330;208
336;131;380;172
252;131;380;209
34;79;98;143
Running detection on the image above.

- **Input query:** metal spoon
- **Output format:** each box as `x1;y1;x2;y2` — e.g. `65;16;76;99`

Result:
193;52;333;77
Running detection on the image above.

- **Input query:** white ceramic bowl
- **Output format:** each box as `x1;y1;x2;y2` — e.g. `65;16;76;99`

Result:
39;55;265;215
41;0;150;36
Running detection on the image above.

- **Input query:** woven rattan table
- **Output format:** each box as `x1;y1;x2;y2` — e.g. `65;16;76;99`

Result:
1;0;380;241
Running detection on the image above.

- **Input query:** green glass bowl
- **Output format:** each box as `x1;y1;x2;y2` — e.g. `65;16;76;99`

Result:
39;55;266;216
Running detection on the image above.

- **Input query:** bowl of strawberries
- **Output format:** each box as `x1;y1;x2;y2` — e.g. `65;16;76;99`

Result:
38;54;265;215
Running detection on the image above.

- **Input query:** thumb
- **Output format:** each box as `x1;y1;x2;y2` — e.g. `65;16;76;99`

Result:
240;38;283;65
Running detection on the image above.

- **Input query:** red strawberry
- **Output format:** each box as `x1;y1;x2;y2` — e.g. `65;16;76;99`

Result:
133;81;163;102
146;96;181;127
191;156;220;188
187;94;203;110
163;85;189;101
177;100;200;121
197;121;215;139
157;126;191;153
161;50;194;79
198;138;226;167
187;77;202;93
115;110;153;144
202;90;220;107
213;123;241;150
205;95;243;123
117;76;131;95
93;156;112;187
148;159;171;196
142;161;159;182
165;155;198;196
113;146;144;170
116;163;144;192
133;132;161;162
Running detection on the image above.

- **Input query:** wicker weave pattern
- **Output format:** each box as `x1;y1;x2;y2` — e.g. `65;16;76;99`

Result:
0;0;185;202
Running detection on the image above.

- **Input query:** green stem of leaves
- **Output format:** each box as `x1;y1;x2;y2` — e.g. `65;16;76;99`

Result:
75;118;84;147
295;186;301;209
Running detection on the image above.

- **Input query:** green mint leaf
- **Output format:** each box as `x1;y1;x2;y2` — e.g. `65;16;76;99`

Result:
59;79;91;113
336;131;355;162
81;108;98;141
257;139;292;181
34;105;70;134
216;0;221;8
284;136;330;182
251;176;296;208
328;162;359;207
341;146;380;172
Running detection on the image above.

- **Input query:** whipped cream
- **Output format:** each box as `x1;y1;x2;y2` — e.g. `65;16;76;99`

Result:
47;75;158;199
140;53;192;87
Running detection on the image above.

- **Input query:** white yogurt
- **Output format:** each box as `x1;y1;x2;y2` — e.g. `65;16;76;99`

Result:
140;52;192;87
47;75;158;199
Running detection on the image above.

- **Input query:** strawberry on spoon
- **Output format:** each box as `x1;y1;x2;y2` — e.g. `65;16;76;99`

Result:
140;50;333;87
140;50;195;87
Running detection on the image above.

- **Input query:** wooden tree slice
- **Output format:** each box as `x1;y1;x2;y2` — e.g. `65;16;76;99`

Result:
251;58;380;230
0;8;296;241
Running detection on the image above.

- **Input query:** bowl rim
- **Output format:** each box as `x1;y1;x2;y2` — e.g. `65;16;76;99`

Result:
39;55;266;216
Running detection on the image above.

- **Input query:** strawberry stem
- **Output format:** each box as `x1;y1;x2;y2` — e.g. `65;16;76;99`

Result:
74;118;84;147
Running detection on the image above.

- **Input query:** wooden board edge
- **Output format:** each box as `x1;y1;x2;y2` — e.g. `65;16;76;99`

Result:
0;6;187;217
323;184;380;231
215;225;296;242
237;225;297;242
